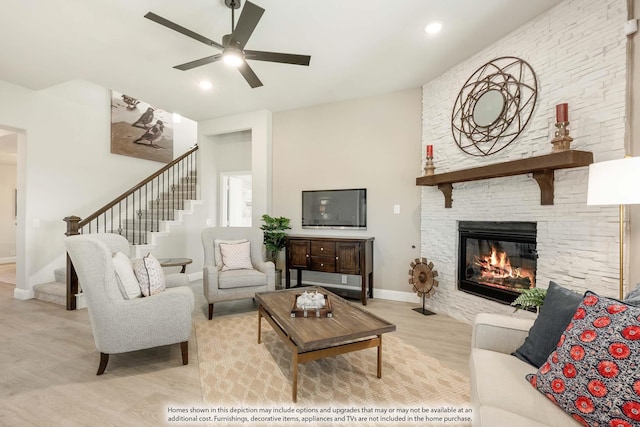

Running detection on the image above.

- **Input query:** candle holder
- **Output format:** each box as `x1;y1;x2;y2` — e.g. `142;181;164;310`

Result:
424;156;435;176
550;121;573;153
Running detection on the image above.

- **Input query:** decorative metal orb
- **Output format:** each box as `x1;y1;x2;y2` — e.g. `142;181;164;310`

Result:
451;56;538;157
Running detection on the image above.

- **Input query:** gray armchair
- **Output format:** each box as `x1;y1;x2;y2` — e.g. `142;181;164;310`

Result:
65;233;194;375
201;227;275;319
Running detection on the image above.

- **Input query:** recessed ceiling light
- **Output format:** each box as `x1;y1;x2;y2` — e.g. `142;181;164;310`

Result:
199;81;213;90
425;22;443;34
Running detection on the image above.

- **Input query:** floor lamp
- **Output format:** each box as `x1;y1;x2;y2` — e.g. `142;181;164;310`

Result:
587;157;640;299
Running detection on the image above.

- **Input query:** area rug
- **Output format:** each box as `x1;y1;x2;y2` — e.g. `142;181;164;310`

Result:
196;312;471;426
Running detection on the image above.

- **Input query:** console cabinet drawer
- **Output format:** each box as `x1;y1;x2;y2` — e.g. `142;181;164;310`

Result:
310;241;336;257
310;257;336;272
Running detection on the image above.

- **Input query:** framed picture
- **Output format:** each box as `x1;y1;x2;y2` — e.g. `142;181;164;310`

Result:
110;90;174;163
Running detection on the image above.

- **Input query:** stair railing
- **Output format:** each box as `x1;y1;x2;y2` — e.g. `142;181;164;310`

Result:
63;145;199;310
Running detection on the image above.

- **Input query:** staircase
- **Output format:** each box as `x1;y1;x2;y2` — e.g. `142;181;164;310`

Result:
33;268;66;307
34;146;200;309
114;177;199;244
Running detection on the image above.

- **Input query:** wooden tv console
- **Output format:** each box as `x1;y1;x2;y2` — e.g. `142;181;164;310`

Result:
284;235;374;305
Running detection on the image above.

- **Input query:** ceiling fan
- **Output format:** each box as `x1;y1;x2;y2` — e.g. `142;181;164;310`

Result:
144;0;311;88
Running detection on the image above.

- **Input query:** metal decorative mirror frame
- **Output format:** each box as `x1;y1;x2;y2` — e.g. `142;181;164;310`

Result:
451;56;538;157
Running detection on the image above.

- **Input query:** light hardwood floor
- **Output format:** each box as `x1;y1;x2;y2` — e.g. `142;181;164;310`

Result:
0;263;16;285
0;276;471;426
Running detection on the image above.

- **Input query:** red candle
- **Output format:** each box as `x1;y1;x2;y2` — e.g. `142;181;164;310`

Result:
427;145;433;157
556;103;568;122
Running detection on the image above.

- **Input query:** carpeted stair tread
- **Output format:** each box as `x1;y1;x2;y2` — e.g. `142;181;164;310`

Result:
33;281;66;306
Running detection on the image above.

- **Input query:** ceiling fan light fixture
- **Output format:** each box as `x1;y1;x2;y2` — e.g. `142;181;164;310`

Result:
146;1;310;88
223;48;244;67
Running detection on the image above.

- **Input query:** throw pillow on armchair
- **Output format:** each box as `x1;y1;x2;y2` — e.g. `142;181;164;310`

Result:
133;253;166;296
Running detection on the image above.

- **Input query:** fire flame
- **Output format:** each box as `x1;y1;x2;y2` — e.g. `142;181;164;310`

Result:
473;246;535;289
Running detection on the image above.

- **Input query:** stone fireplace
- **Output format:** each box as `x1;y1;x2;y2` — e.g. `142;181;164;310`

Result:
458;221;537;306
418;0;626;323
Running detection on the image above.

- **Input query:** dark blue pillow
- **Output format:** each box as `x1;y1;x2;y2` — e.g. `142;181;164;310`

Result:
512;281;583;368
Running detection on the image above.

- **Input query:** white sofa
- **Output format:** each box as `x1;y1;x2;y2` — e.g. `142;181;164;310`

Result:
469;313;579;426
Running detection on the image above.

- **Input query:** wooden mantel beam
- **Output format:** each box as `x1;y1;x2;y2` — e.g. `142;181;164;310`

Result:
416;150;593;208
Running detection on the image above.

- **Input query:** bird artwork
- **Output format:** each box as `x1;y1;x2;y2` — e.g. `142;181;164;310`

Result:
111;90;173;163
133;120;164;148
131;107;155;129
121;94;140;110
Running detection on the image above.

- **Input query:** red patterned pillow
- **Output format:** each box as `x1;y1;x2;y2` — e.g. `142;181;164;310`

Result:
527;291;640;426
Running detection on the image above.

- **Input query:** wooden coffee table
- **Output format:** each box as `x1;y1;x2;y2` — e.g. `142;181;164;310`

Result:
255;287;396;402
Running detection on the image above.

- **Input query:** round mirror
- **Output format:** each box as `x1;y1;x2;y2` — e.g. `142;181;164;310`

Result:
473;90;505;127
452;56;538;156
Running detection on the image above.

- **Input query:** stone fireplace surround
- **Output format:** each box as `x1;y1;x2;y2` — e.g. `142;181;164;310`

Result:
419;0;627;323
420;168;623;324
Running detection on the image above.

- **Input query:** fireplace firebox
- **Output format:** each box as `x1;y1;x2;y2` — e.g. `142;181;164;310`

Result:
458;221;537;305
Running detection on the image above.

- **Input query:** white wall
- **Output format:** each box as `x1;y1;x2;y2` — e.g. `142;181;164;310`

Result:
213;130;252;174
272;88;423;297
0;79;197;298
198;111;272;229
420;0;627;323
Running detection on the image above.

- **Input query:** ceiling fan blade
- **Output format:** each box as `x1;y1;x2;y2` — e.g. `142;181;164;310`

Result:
174;54;223;71
244;50;311;66
229;1;265;50
145;12;224;50
237;62;263;88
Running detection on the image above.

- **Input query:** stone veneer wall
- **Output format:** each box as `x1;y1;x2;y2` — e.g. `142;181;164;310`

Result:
420;0;628;323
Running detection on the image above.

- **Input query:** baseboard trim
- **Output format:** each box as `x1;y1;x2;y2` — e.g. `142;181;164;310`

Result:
188;271;203;282
0;256;16;264
14;287;33;300
374;288;422;303
76;293;87;309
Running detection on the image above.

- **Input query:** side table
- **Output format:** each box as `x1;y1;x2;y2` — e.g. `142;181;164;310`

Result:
158;257;192;273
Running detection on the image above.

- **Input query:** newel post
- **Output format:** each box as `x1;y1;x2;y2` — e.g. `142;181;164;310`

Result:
63;216;81;310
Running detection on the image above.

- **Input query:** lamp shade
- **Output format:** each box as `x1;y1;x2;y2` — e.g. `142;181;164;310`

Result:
587;157;640;206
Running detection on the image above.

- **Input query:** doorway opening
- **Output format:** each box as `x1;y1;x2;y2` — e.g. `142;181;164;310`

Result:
0;129;18;288
220;172;252;227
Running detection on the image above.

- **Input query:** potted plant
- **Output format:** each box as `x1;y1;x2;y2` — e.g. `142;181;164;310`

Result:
511;287;547;313
260;214;291;266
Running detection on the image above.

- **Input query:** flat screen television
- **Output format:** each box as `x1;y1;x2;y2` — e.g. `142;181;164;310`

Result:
302;189;367;229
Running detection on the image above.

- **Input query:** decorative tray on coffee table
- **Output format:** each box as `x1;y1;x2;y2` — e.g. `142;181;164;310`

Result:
290;293;333;318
